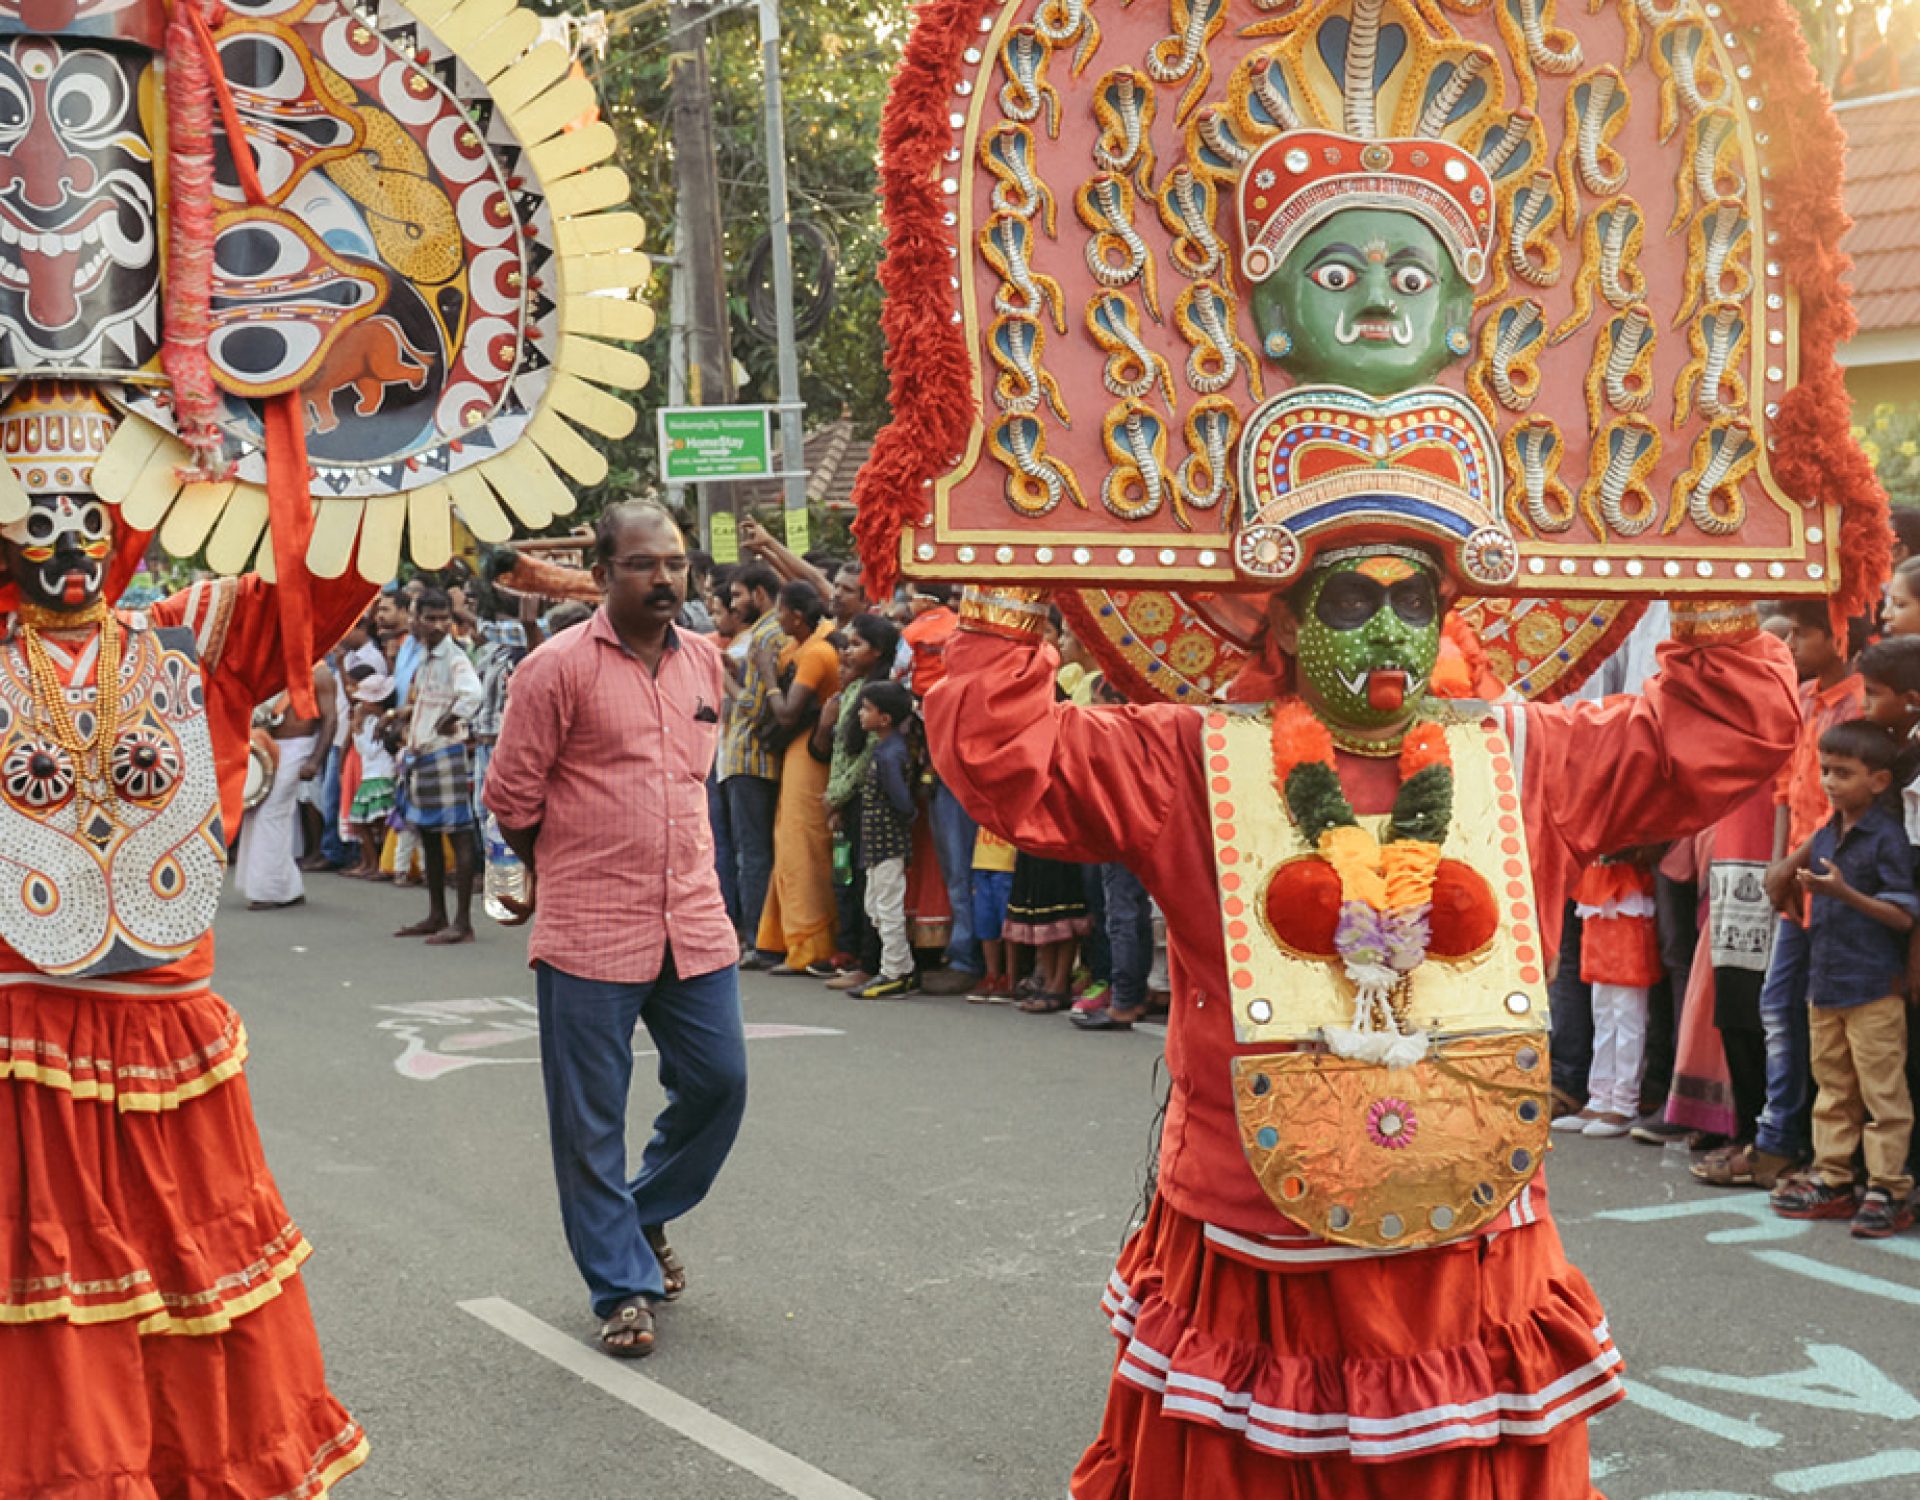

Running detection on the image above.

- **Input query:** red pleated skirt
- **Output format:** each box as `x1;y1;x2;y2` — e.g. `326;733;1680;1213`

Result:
1071;1195;1619;1500
0;980;367;1498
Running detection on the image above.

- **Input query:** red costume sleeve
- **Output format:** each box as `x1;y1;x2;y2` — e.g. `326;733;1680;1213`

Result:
1517;632;1799;957
923;629;1195;873
151;571;378;836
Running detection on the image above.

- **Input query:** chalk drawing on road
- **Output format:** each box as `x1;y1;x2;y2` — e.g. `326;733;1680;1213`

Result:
375;995;841;1081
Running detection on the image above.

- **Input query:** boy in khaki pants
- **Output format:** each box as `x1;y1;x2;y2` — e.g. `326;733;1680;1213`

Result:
1772;719;1917;1238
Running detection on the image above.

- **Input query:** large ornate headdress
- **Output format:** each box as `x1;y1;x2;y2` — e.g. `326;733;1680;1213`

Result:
853;0;1887;701
0;0;652;701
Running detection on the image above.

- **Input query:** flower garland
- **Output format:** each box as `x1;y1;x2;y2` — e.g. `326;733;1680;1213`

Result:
1271;702;1455;1068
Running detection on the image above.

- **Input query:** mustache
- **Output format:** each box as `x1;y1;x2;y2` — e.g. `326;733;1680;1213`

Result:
1334;308;1414;347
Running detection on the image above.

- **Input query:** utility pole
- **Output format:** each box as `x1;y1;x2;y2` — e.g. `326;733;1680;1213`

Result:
757;0;810;524
669;0;736;541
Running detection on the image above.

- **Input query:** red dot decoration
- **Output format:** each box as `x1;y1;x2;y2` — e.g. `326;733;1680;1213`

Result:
1210;755;1230;773
1231;944;1252;964
1218;823;1237;842
1221;848;1239;866
1224;896;1244;917
1228;920;1248;940
1233;969;1253;989
1213;776;1232;794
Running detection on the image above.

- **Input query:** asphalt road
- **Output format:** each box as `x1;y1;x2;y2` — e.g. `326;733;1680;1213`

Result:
222;874;1920;1500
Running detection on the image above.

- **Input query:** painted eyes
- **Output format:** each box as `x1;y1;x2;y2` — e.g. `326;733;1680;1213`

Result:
1309;263;1357;292
1391;265;1435;296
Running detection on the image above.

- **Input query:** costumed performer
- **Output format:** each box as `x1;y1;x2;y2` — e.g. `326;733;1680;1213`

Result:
0;383;375;1495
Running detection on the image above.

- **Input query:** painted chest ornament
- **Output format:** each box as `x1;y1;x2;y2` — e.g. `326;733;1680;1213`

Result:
0;611;224;977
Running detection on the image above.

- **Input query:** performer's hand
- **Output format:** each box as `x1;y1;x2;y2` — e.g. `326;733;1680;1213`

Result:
299;760;321;782
436;712;462;737
495;875;535;926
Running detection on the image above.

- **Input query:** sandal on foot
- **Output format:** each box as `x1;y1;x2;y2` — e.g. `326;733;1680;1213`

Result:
1017;990;1071;1014
644;1227;687;1302
1691;1144;1758;1187
598;1296;656;1358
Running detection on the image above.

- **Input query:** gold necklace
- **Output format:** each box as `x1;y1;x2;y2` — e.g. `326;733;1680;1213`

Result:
16;606;122;831
1325;719;1407;758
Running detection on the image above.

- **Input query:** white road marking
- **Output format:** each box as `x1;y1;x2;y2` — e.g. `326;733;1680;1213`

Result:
459;1296;879;1500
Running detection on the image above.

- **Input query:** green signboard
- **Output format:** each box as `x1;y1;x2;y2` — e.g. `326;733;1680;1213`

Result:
657;406;774;482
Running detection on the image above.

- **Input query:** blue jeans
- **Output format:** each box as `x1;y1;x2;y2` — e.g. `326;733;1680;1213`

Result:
318;744;352;866
535;953;748;1318
1103;864;1154;1010
723;774;778;950
1549;901;1592;1103
1756;915;1813;1159
709;773;741;930
931;779;981;975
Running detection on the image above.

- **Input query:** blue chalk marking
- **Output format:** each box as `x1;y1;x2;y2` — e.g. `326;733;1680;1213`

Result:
1776;1450;1920;1493
1750;1250;1920;1308
1594;1194;1814;1245
1622;1380;1785;1450
1655;1344;1920;1422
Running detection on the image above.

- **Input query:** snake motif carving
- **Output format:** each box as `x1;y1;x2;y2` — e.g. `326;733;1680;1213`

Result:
1077;173;1161;321
989;414;1088;516
1088;292;1177;404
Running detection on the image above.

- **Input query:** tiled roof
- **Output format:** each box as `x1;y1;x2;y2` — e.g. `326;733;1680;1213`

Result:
1841;89;1920;335
732;416;874;510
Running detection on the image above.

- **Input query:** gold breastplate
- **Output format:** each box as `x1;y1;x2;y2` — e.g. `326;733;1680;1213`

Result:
1206;704;1550;1249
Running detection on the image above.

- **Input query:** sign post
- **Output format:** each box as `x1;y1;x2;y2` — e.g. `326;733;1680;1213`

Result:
657;405;776;484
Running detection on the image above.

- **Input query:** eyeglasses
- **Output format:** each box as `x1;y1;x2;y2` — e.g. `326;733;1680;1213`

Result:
611;555;692;575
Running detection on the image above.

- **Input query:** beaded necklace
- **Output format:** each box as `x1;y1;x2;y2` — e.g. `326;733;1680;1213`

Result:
15;598;122;830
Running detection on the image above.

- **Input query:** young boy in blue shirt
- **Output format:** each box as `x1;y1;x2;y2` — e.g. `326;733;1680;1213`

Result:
1771;719;1918;1237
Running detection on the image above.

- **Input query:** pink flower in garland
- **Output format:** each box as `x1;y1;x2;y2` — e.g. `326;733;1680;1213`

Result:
1366;1097;1419;1150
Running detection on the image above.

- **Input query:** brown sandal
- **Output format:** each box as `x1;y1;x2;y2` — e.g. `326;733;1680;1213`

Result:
598;1296;655;1358
644;1226;687;1302
1017;991;1071;1014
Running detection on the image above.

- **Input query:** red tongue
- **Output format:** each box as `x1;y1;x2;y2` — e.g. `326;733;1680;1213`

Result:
24;244;80;331
61;573;87;605
1367;670;1408;712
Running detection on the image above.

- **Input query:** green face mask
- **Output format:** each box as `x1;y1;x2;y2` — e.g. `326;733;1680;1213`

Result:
1251;210;1474;395
1293;555;1444;730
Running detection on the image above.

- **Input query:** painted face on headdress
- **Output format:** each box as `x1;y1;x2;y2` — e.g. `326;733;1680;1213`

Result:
1289;552;1443;729
0;38;159;373
1;490;112;611
1252;210;1474;395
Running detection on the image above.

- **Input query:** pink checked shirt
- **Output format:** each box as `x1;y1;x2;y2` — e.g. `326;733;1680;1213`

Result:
484;609;736;983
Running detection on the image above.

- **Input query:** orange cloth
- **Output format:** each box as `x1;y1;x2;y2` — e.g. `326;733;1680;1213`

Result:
1070;1198;1614;1496
756;626;842;967
1775;673;1862;854
902;604;959;693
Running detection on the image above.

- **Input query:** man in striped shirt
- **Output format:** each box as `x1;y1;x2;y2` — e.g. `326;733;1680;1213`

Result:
486;501;747;1360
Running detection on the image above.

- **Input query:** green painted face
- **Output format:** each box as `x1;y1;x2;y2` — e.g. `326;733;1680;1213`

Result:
1292;554;1443;730
1251;209;1474;395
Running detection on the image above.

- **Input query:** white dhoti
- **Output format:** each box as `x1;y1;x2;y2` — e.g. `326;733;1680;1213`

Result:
237;733;314;905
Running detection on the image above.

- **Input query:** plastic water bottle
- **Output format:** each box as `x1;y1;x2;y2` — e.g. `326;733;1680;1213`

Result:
482;813;529;921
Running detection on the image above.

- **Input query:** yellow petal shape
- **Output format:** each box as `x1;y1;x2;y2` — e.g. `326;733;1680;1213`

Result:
407;483;455;570
113;436;192;533
565;252;654;296
490;40;569;115
357;494;408;585
563;294;656;343
87;415;169;510
306;497;366;580
559;335;650;392
158;481;234;559
444;466;513;543
433;0;517;55
515;76;598;147
482;440;577;524
546;167;630;220
546;372;636;439
531;123;619;185
203;482;270;575
464;9;541;80
557;212;649;259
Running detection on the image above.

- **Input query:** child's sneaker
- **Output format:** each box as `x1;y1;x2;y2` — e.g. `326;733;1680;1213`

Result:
967;974;1013;1004
1072;981;1111;1014
1851;1188;1915;1239
855;974;917;1000
1770;1178;1856;1220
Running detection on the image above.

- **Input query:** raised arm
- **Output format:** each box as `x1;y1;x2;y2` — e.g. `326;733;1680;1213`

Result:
923;589;1193;871
1521;604;1800;874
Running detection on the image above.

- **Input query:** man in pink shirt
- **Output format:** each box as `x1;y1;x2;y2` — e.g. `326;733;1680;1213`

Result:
485;501;746;1359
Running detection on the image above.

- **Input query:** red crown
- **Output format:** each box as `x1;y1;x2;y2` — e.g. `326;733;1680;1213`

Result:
1237;130;1496;288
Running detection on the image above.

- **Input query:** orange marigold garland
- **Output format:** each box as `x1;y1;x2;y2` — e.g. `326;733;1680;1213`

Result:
1269;704;1456;1067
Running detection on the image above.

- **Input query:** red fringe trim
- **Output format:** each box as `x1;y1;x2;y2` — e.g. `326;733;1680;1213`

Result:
162;0;230;481
1729;0;1889;620
850;0;982;595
